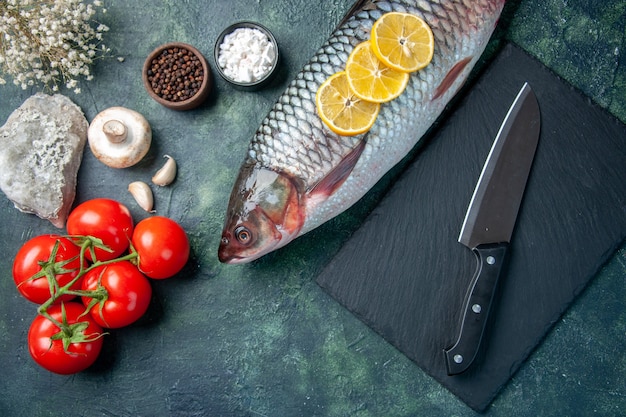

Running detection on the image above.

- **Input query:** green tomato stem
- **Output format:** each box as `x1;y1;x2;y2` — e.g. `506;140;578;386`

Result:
37;236;138;319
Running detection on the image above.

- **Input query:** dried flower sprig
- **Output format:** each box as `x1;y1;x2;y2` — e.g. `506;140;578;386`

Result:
0;0;110;94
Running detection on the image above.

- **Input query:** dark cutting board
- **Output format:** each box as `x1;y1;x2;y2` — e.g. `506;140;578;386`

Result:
316;43;626;412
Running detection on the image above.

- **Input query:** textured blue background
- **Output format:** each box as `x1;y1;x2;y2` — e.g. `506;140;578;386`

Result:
0;1;624;416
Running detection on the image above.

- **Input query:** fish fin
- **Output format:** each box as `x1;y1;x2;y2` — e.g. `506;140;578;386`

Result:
432;57;473;101
336;0;377;29
308;139;366;199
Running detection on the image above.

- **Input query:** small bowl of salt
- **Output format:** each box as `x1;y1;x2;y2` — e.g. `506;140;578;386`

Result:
214;21;279;90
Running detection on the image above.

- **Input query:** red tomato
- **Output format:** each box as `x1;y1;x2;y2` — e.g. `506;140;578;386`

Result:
67;198;134;262
28;302;104;374
131;216;190;279
81;261;152;328
13;235;85;304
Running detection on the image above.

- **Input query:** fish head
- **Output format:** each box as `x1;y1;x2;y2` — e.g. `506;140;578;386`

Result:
218;164;305;264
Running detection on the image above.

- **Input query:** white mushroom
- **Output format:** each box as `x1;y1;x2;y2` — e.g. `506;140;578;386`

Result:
88;107;152;168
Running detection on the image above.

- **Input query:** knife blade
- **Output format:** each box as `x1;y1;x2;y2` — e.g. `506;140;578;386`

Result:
444;82;541;376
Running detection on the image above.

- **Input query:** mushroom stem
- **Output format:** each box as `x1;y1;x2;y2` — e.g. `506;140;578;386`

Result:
102;119;128;143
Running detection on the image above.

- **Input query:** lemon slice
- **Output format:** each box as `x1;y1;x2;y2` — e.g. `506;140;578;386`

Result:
371;12;434;73
345;41;410;103
316;71;381;136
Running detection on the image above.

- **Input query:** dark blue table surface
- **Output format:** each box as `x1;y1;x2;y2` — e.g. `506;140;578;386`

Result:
0;1;624;416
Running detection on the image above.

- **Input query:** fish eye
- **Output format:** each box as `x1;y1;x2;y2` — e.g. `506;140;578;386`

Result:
235;226;252;245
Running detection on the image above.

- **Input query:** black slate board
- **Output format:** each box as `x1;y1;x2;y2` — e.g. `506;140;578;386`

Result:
316;43;626;412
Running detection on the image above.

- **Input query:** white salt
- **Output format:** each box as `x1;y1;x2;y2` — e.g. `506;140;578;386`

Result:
218;27;276;83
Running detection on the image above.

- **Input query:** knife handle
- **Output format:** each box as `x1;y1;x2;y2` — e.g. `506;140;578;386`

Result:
444;242;509;375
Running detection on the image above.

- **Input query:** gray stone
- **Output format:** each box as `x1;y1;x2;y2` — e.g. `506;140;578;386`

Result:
0;93;88;228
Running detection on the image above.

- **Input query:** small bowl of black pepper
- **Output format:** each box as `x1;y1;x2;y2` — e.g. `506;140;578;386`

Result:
142;42;211;111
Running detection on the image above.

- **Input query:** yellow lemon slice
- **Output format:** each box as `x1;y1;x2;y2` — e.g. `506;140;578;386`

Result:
345;41;410;103
316;71;381;136
371;12;434;73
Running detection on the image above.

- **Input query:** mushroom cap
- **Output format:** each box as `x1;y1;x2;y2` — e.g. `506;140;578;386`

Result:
88;107;152;168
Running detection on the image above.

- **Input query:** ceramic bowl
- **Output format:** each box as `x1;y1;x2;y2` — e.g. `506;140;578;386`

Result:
142;42;211;111
214;21;279;90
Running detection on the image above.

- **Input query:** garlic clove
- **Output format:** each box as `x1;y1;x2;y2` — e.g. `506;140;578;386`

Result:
152;154;177;186
128;181;154;212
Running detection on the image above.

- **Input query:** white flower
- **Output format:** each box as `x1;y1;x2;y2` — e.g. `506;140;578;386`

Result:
0;0;109;94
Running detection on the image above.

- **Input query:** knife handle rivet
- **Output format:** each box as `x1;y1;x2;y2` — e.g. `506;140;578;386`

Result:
454;354;464;364
486;256;496;265
472;304;482;314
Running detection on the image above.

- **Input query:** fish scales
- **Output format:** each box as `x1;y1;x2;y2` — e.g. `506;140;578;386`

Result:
219;0;506;263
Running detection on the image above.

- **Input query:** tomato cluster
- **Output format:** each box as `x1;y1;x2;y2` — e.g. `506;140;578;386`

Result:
12;198;190;375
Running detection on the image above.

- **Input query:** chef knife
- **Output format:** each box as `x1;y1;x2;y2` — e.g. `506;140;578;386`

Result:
444;82;541;376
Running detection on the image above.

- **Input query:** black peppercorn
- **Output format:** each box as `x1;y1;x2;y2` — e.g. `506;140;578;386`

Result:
147;47;204;102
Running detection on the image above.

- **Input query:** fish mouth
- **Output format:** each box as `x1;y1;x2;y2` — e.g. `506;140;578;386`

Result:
217;241;242;264
217;233;280;264
218;225;294;264
218;253;243;264
217;246;267;264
